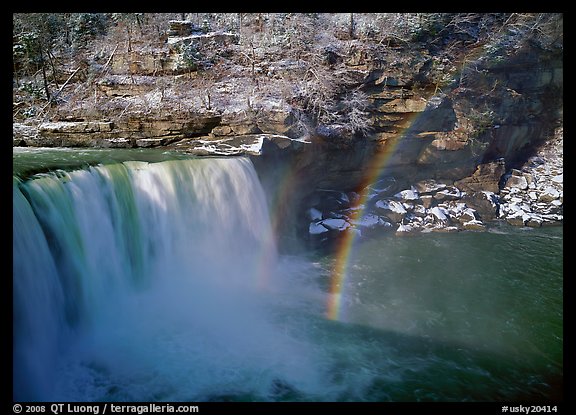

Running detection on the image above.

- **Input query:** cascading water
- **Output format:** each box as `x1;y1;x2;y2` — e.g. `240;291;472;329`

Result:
13;157;323;401
13;151;563;402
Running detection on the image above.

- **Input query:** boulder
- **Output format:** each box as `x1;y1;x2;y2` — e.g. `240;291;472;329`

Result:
460;191;499;221
320;218;350;231
506;211;528;226
309;222;329;235
375;199;407;223
351;213;383;229
526;215;543;227
433;186;462;201
463;220;486;231
456;207;478;223
414;179;447;195
412;204;428;217
396;224;415;235
454;159;506;194
505;173;529;190
538;186;560;202
393;187;420;202
429;206;450;223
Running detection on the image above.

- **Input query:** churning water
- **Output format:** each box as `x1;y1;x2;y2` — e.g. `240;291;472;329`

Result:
13;149;562;402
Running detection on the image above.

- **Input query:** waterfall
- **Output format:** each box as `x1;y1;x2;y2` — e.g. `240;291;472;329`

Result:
13;157;288;401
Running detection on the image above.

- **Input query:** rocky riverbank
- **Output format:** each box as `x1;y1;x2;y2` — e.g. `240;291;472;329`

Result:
303;125;562;248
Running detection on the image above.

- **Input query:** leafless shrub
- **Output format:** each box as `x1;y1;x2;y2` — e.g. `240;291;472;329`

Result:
340;90;372;136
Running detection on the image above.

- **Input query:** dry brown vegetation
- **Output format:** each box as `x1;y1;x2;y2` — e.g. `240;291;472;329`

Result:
13;13;563;140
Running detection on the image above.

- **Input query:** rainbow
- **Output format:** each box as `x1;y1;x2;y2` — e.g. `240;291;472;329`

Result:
321;40;506;320
325;130;406;321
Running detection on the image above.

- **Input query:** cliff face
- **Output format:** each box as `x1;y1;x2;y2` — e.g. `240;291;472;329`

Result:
251;33;563;246
13;14;563;246
297;39;563;190
14;25;563;173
